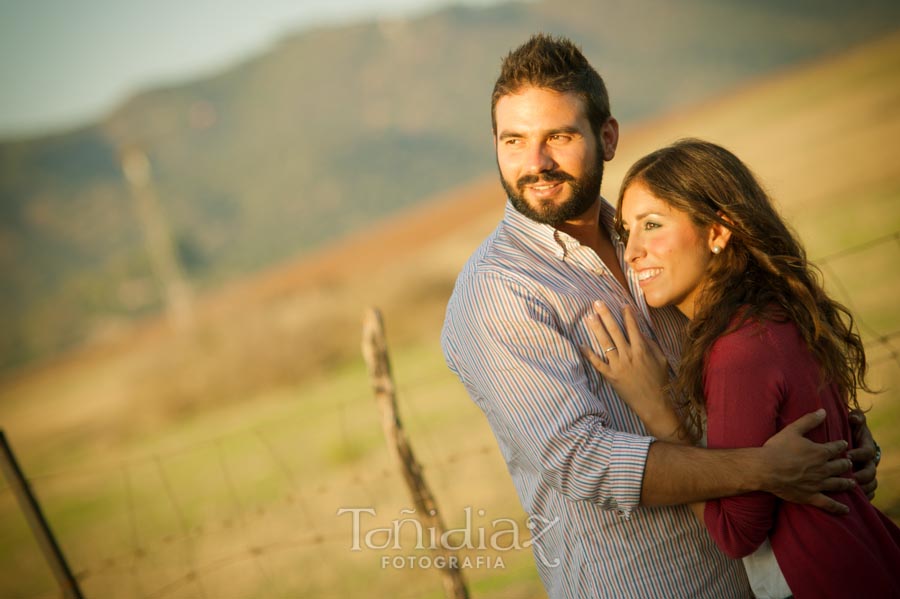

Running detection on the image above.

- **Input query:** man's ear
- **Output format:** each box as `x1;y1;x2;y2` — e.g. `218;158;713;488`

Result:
600;118;619;161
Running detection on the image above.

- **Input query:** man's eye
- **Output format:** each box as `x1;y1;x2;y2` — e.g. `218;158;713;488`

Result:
549;135;570;143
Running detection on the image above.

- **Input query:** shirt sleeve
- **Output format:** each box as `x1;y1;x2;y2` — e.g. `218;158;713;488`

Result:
703;325;783;558
442;269;652;515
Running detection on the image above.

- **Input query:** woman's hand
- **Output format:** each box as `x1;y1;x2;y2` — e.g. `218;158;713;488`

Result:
580;301;684;442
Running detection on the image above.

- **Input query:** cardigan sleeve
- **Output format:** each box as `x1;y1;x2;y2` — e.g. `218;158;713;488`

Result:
702;323;785;559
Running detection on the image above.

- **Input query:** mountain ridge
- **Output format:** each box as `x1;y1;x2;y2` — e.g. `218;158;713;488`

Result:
2;0;899;371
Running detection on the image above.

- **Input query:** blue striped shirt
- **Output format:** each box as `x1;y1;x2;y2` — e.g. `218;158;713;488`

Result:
442;200;751;598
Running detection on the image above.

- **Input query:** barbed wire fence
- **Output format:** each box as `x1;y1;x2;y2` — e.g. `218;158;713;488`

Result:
1;369;530;599
813;231;900;368
2;232;898;599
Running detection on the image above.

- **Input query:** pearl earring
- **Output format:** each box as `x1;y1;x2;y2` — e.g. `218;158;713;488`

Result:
712;245;721;255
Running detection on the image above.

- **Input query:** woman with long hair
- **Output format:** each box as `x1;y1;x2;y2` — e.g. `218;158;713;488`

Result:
582;139;900;598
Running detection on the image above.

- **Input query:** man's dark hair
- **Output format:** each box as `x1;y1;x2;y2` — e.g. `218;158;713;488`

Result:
491;34;611;138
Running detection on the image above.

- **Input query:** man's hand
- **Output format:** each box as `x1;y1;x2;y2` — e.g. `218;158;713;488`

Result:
847;410;879;500
761;409;853;515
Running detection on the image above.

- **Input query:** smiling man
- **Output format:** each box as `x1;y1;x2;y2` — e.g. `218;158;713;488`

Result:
496;86;606;226
441;34;878;598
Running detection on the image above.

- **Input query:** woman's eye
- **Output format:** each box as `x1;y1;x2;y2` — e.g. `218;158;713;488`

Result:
643;222;660;231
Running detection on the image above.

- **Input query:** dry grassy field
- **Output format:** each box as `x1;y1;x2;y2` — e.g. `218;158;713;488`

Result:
1;32;899;598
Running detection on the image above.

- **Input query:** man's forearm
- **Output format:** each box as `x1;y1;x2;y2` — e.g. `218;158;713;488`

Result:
641;441;764;505
639;410;855;514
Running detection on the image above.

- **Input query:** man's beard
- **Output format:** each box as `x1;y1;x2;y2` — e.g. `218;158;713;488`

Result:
500;161;604;227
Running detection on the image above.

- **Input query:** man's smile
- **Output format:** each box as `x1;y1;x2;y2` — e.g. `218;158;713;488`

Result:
526;181;565;198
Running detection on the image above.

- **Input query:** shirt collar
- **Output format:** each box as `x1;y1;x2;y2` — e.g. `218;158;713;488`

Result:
503;198;622;260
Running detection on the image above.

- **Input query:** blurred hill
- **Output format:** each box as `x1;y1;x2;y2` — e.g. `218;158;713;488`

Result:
2;0;900;372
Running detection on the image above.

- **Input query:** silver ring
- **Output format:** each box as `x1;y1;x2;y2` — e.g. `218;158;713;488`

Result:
603;346;617;354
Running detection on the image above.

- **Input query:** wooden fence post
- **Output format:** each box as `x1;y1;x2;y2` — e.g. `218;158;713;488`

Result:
0;431;84;599
119;145;194;330
361;308;469;599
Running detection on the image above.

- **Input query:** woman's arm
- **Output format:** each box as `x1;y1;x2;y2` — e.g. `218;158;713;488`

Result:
701;327;784;558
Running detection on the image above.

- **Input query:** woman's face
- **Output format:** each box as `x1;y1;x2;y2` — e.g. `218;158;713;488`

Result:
620;181;714;319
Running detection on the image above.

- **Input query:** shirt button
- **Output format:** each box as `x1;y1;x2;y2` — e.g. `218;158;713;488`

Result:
594;269;605;275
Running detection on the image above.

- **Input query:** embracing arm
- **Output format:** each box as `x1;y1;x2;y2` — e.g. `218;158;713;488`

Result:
848;410;880;499
581;302;853;516
643;411;850;515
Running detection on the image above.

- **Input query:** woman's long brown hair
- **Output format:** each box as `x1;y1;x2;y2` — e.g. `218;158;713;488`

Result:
615;139;871;441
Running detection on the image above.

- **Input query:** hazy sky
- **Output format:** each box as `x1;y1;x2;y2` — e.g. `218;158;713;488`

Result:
0;0;510;138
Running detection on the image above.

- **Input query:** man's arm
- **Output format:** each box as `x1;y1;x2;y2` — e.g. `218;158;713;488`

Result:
641;410;853;514
581;302;855;514
448;273;855;516
848;410;879;499
443;271;653;514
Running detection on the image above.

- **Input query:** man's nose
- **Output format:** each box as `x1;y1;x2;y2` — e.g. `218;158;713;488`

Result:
525;142;555;174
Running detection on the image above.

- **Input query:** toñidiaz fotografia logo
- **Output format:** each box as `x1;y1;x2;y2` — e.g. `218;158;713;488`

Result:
336;506;560;569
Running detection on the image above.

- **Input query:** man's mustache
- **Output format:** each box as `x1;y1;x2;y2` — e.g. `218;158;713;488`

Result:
517;170;576;188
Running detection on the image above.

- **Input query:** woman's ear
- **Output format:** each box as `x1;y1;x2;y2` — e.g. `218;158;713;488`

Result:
708;212;733;253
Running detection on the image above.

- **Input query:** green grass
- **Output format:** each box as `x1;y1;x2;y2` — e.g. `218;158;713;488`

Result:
0;341;539;598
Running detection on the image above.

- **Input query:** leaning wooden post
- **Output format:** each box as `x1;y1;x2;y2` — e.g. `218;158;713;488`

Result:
0;431;84;599
119;145;194;330
361;308;469;599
